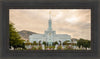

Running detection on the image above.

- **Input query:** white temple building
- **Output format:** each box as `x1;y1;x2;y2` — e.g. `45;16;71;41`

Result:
29;12;71;46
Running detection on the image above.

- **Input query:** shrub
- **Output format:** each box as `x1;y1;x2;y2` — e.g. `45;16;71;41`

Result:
57;45;62;50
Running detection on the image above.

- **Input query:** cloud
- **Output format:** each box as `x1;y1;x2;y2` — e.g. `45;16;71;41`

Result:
9;9;91;40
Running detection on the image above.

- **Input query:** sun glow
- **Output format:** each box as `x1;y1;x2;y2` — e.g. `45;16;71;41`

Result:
66;16;79;23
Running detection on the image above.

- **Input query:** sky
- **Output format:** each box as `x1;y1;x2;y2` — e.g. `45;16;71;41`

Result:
9;9;91;40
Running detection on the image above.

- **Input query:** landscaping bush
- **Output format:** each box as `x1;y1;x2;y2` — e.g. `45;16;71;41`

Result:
57;46;62;50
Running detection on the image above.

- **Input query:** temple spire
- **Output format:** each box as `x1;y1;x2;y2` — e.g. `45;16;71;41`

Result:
48;11;52;31
49;11;51;19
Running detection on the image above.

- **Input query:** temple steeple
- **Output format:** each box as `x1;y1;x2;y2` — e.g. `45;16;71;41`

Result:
48;11;52;31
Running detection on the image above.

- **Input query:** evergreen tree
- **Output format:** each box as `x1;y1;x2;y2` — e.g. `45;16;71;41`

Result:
9;23;25;49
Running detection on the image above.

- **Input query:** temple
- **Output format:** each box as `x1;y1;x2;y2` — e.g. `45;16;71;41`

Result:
29;11;71;46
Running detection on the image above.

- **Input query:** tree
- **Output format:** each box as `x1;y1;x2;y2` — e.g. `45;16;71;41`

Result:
39;40;41;45
42;41;46;45
82;40;91;49
63;40;69;45
9;23;25;49
59;40;61;45
77;38;91;50
77;38;84;48
32;41;38;45
53;41;58;46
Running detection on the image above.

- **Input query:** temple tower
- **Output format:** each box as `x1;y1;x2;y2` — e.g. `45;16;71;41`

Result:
48;11;52;31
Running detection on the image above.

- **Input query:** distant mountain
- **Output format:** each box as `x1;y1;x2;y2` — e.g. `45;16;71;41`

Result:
18;30;37;40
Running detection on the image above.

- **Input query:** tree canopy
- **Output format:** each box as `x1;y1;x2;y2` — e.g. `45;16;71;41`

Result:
9;23;25;49
32;41;38;45
63;40;70;45
53;41;58;46
77;38;91;49
42;41;46;45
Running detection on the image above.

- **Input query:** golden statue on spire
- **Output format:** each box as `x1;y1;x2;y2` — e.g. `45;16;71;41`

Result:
49;11;51;15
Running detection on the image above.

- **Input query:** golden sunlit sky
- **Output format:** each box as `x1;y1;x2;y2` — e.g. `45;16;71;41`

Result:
9;9;91;40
